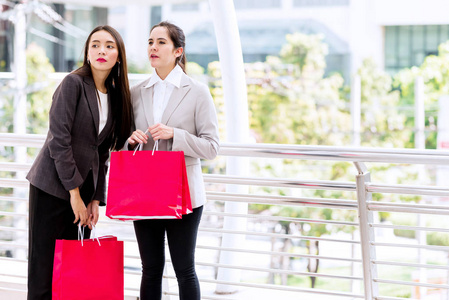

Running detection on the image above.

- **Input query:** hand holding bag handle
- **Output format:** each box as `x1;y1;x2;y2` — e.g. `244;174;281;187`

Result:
133;128;159;156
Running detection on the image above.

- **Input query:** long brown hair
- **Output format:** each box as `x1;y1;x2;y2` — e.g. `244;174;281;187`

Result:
73;25;133;150
151;21;187;73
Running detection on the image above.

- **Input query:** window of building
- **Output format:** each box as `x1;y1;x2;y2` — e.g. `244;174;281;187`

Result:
172;4;199;12
234;0;281;10
294;0;349;7
385;25;449;74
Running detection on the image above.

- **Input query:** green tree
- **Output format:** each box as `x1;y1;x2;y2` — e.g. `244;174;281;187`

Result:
26;43;56;134
357;58;407;148
393;41;449;149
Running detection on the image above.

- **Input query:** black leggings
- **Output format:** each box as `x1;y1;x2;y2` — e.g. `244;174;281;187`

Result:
133;206;203;300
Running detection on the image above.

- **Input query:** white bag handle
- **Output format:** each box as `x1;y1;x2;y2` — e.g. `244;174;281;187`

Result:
77;223;101;246
133;128;158;156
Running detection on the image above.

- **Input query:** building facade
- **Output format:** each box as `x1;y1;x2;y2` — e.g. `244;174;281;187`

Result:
1;0;449;78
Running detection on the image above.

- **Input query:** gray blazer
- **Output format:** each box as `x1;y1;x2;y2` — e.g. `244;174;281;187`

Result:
27;73;113;205
131;72;219;208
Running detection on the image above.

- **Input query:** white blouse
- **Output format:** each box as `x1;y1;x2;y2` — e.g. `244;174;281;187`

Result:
97;90;108;134
144;64;183;124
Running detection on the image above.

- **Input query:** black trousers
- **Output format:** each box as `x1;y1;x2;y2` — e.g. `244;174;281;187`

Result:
27;184;91;300
133;206;203;300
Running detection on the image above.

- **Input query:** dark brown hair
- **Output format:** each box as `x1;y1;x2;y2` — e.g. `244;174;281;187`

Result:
73;25;133;150
151;21;187;73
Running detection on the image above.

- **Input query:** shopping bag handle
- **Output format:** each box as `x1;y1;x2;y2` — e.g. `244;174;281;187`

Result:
77;223;101;246
133;128;158;156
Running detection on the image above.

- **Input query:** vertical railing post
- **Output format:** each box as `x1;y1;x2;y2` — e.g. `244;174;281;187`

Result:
12;3;28;260
354;162;379;299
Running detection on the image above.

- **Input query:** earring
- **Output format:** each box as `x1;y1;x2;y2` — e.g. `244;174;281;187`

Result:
117;61;120;77
87;58;90;64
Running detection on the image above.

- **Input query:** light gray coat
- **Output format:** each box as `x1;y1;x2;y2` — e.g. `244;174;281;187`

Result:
131;72;219;208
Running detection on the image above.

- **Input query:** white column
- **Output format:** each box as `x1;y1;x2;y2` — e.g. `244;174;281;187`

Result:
208;0;250;294
350;75;361;146
13;4;28;260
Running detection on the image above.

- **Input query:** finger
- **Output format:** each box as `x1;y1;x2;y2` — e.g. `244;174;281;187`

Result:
88;216;93;230
73;213;80;224
87;214;93;227
135;133;149;143
93;212;99;225
80;212;88;226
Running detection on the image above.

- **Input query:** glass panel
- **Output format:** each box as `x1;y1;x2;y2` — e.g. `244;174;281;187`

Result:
425;25;439;52
384;26;397;68
172;4;199;12
398;26;411;67
235;0;281;9
439;25;449;47
294;0;350;7
412;26;424;51
413;51;426;66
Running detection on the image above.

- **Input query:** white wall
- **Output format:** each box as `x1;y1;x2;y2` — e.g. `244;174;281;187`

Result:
374;0;449;26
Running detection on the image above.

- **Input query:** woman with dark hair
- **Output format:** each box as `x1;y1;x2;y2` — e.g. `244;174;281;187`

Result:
26;25;133;300
127;21;219;300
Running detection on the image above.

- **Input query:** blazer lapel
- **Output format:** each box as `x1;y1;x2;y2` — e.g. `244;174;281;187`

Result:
141;83;154;127
161;74;191;125
83;76;99;136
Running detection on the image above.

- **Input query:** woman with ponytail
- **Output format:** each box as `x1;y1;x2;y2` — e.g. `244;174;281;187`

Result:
127;21;219;300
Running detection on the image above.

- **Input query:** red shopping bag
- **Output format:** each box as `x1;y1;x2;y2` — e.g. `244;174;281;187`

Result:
52;236;124;300
106;150;192;220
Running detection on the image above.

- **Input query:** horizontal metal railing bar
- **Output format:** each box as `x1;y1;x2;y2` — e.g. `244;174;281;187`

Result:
372;242;449;251
0;162;32;172
370;223;449;233
369;205;449;215
199;227;360;244
0;211;27;217
373;260;449;270
374;278;449;289
203;210;359;226
166;275;365;298
204;174;356;192
368;183;449;197
206;191;358;209
124;270;141;276
368;200;449;211
0;241;27;249
222;143;449;157
0;226;27;233
191;261;363;281
2;133;449;165
0;196;27;203
220;143;449;165
196;244;362;263
0;178;29;189
376;297;419;300
0;133;46;148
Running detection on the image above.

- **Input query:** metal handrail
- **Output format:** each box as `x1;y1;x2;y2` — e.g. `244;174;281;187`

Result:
2;133;449;299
